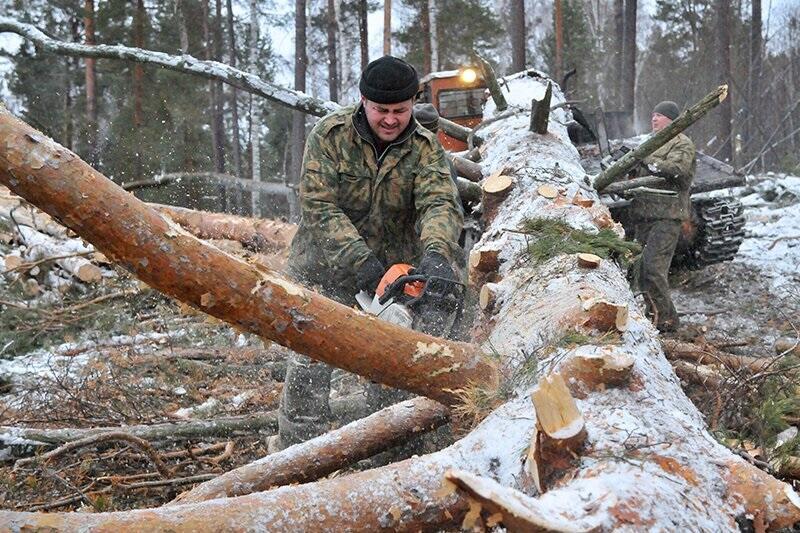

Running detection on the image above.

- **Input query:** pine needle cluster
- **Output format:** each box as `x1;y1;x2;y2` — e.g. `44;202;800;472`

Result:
520;218;640;266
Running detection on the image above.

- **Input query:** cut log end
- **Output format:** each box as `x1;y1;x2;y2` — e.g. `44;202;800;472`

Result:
482;173;514;195
524;373;587;494
469;249;500;274
580;296;629;332
76;263;103;283
576;253;601;269
536;184;559;199
479;283;499;312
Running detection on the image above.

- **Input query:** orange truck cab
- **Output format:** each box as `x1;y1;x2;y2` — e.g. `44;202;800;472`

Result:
417;68;488;152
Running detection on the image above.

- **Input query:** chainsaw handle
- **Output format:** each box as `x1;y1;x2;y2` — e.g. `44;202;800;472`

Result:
378;274;428;305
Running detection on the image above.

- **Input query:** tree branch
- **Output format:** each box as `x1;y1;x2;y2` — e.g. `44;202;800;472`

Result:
0;17;337;117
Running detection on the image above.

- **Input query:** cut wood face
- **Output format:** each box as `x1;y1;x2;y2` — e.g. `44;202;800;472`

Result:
483;174;514;195
576;253;601;269
537;184;559;199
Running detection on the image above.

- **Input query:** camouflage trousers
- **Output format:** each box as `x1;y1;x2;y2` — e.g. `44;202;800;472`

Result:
631;219;681;332
277;266;409;448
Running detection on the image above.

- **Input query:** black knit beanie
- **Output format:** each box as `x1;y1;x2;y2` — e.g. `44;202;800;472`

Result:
653;101;680;120
359;56;419;104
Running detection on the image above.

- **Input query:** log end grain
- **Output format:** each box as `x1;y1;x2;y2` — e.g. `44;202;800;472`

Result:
576;253;602;269
469;249;500;274
536;184;559;199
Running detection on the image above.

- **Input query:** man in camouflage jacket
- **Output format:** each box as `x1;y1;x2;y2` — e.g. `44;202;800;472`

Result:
629;100;696;332
277;56;464;448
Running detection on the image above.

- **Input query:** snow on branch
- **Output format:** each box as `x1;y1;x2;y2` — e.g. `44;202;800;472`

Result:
0;17;339;117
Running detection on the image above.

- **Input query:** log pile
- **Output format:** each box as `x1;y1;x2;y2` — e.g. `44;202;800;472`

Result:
0;26;799;529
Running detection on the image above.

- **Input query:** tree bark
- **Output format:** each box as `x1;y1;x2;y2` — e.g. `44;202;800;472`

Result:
358;0;369;69
225;0;244;215
1;411;278;448
289;0;307;222
0;108;498;406
554;0;564;84
383;0;391;55
716;0;734;163
133;0;145;133
421;0;431;74
746;0;762;150
326;0;339;102
121;171;290;196
510;0;525;72
429;0;438;71
175;0;190;53
151;203;296;253
83;0;97;165
621;0;636;117
614;0;624;108
171;397;448;503
247;0;263;216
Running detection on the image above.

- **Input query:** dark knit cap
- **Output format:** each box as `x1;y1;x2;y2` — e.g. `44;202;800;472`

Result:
359;56;419;104
653;101;680;120
414;103;440;131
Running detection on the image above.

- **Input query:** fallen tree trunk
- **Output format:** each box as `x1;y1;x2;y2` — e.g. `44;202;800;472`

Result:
0;66;798;532
0;411;278;448
171;396;448;503
151;203;296;253
0;107;498;407
661;338;774;373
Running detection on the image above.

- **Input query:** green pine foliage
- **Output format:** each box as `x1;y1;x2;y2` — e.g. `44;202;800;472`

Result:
395;0;502;74
2;0;289;213
521;217;640;266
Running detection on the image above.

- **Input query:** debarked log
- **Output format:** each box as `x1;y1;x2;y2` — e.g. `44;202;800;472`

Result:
0;107;499;407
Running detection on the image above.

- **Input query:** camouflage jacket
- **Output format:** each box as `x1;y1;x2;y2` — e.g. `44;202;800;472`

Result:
288;104;463;298
635;133;696;221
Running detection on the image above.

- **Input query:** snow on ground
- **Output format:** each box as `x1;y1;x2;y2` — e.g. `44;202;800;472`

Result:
0;330;187;408
674;173;800;351
729;174;800;297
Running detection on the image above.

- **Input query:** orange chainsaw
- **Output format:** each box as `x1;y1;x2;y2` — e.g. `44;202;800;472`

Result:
356;263;464;337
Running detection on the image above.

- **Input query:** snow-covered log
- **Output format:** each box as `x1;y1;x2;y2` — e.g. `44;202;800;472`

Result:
0;17;336;117
15;225;102;283
1;69;798;531
1;185;70;239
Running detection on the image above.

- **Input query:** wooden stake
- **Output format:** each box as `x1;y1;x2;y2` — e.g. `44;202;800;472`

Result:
529;82;553;134
524;373;587;493
473;50;507;112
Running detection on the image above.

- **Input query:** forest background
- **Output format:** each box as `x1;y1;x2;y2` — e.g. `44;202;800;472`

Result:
0;0;798;218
